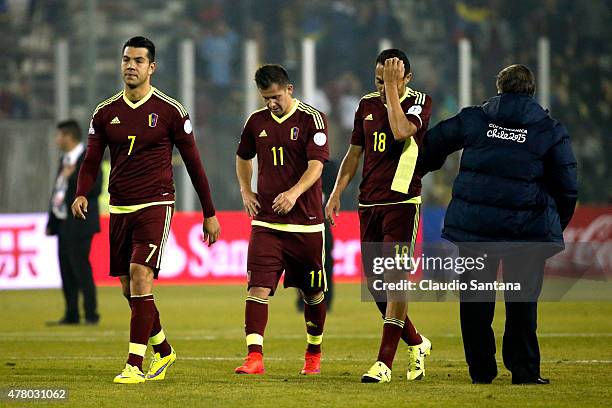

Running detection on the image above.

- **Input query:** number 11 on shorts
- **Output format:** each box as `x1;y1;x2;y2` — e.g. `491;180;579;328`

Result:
310;269;322;288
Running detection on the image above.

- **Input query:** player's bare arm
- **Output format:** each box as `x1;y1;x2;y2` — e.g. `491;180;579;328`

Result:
383;58;417;141
325;144;363;226
272;160;323;216
236;155;261;217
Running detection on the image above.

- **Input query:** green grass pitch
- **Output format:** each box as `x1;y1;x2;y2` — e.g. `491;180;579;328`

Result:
1;284;611;407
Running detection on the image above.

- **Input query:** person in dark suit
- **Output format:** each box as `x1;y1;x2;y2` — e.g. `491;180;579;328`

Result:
46;119;102;325
419;65;578;384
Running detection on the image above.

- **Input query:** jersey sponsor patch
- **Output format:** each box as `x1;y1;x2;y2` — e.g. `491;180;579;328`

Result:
184;119;193;134
407;105;422;115
258;130;267;137
313;132;327;146
365;113;374;121
110;116;121;124
290;126;299;141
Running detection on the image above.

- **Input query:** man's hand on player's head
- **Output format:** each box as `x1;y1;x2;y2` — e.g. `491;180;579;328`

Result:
272;189;299;215
383;57;405;86
71;196;89;220
324;193;341;226
240;189;261;217
202;215;221;247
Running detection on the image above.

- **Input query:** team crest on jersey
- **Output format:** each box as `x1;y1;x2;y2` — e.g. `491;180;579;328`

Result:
290;127;299;140
148;113;158;128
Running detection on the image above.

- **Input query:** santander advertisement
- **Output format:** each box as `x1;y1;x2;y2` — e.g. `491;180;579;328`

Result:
0;211;362;289
90;211;364;286
0;208;609;290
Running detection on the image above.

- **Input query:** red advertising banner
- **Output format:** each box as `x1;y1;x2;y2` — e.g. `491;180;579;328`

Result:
0;207;609;289
85;206;612;286
90;211;367;286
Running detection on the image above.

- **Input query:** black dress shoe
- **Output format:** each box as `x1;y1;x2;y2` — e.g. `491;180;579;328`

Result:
84;317;100;325
46;318;79;326
512;376;550;385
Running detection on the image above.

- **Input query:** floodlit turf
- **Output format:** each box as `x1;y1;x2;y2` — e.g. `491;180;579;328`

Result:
1;284;611;407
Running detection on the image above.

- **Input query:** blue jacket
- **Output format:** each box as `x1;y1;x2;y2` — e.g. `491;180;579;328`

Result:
421;93;578;243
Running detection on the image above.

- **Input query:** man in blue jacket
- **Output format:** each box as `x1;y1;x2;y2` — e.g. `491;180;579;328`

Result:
420;64;577;384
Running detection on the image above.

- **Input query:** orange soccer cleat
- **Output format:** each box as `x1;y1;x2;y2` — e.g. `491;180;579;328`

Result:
234;352;265;374
300;352;321;375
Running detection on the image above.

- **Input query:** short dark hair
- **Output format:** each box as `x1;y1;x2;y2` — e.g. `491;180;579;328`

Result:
123;36;155;62
496;64;536;96
254;64;290;89
376;49;411;75
57;119;82;141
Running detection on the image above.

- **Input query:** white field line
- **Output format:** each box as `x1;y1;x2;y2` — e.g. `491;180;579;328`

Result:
1;355;612;364
1;331;612;342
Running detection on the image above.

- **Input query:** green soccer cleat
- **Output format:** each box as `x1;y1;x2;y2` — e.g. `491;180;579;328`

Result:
113;364;146;384
146;347;177;381
406;335;432;380
361;361;392;383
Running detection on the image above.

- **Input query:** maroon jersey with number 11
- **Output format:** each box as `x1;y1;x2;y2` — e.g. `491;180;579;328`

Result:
237;99;329;226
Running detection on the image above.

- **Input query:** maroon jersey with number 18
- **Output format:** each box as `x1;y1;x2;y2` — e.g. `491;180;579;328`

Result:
351;88;432;205
237;99;329;226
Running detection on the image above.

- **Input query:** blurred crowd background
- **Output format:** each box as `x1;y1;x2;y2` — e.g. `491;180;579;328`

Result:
0;0;610;213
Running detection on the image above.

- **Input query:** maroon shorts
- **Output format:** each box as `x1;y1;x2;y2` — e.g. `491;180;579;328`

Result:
247;226;325;295
359;203;420;277
109;204;174;278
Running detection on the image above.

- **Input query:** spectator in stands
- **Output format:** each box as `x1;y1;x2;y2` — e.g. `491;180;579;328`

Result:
199;20;238;89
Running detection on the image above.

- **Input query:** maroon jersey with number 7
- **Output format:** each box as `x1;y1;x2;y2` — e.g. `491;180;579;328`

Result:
76;86;215;217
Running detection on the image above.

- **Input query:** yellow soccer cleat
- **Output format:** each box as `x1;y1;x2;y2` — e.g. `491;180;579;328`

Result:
146;347;177;381
406;335;432;380
361;361;392;383
113;364;146;384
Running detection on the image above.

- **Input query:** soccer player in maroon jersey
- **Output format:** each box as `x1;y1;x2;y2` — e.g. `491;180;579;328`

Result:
234;64;329;375
325;49;433;383
71;36;220;384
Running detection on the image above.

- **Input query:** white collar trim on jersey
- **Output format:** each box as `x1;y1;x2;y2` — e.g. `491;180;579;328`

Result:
123;85;155;109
